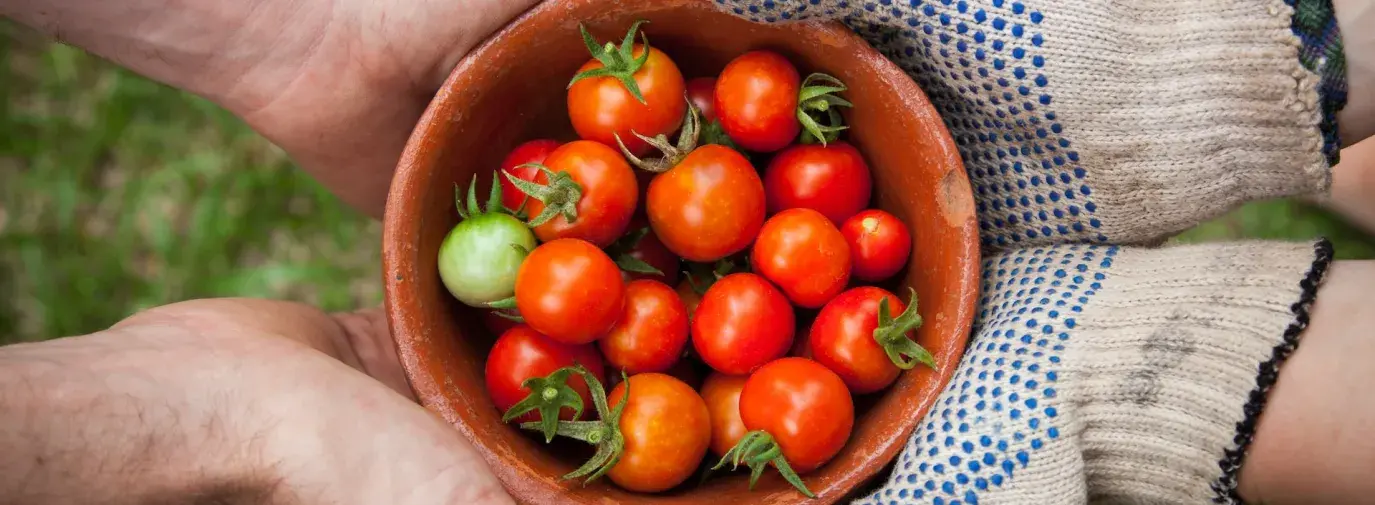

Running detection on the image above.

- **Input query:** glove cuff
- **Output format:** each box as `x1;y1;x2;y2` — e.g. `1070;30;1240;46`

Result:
855;240;1332;505
1213;238;1333;504
1067;239;1333;504
1292;0;1349;165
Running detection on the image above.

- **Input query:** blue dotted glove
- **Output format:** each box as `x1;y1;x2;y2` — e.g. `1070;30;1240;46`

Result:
715;0;1348;503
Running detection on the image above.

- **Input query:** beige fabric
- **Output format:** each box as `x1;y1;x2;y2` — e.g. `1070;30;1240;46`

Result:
712;1;1336;503
854;241;1322;505
1037;0;1328;245
1070;242;1317;503
718;0;1331;248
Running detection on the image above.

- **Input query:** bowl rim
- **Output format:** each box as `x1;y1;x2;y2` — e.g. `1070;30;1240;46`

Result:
382;2;981;502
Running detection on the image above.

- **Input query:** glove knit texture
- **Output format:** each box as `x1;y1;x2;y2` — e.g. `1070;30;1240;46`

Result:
851;240;1330;505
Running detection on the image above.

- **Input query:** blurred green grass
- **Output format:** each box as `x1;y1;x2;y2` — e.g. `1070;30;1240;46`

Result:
2;26;1372;343
1;25;381;344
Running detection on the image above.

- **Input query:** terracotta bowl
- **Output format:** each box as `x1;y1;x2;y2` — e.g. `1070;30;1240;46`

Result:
383;1;980;503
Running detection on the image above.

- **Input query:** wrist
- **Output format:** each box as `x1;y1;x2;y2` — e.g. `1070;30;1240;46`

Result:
0;331;282;505
1335;0;1374;145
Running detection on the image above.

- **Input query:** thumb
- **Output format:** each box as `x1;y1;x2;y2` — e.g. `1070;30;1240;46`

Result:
113;298;414;400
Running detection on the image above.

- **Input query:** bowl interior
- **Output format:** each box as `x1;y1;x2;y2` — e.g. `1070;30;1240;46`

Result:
383;1;979;503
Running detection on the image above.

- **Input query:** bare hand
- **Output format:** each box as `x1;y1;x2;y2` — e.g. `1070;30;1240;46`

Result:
0;298;511;505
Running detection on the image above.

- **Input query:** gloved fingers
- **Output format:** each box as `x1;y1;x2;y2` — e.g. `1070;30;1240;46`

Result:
856;239;1332;505
715;0;1346;250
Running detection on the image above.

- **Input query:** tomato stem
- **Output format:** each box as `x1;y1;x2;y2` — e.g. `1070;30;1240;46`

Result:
616;97;701;173
683;256;742;295
517;367;631;486
796;73;852;146
503;164;584;227
501;366;586;443
485;296;517;310
490;308;525;323
700;118;740;151
712;430;815;498
454;171;515;220
568;20;652;104
874;287;936;370
606;227;665;276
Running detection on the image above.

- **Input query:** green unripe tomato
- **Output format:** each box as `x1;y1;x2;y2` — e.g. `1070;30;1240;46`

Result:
438;212;537;307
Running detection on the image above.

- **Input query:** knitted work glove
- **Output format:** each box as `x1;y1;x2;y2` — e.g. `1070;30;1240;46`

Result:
855;239;1332;505
712;0;1350;503
718;0;1345;248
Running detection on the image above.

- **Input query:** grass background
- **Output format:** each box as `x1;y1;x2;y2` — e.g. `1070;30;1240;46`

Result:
3;25;1373;344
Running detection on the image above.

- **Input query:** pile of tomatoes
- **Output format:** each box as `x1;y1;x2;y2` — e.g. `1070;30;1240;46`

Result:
437;21;934;497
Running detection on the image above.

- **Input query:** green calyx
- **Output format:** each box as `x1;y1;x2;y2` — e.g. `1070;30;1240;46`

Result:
485;296;517;310
517;366;630;486
616;97;701;173
503;164;583;228
712;430;815;498
455;171;517;221
606;227;664;276
796;73;853;146
700;117;739;151
683;256;743;295
502;367;585;443
874;288;936;370
569;20;652;104
489;306;524;323
484;297;525;323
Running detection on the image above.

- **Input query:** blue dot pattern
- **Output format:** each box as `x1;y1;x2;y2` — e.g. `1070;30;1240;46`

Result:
859;244;1118;504
714;0;1106;249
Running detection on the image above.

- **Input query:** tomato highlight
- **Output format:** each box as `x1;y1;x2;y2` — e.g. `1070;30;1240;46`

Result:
810;286;933;394
691;273;795;375
487;326;606;441
763;141;873;226
498;139;561;212
507;140;638;247
568;21;687;156
599;279;690;374
841;209;913;282
751;208;852;308
514;238;626;344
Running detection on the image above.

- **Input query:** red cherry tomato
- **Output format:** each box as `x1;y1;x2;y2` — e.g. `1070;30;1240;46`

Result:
599;280;689;374
497;139;560;211
614;217;681;286
568;44;686;157
700;372;749;458
763;142;873;225
691;273;794;375
810;286;913;393
739;357;854;474
686;77;718;123
524;140;638;247
515;238;625;344
646;144;766;262
841;209;913;282
484;325;606;424
751;208;851;309
606;373;711;493
715;50;801;152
